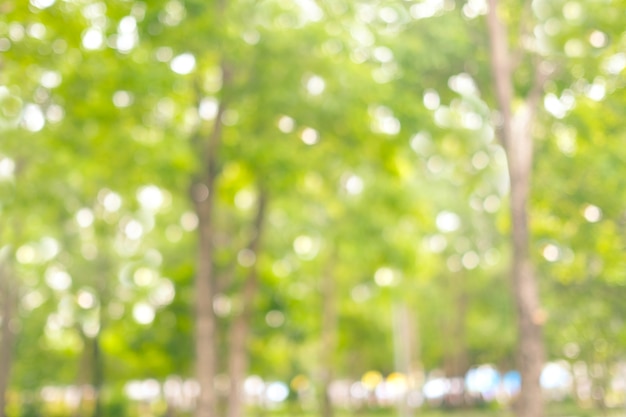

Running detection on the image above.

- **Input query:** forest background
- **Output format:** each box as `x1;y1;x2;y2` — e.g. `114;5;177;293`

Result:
1;0;626;417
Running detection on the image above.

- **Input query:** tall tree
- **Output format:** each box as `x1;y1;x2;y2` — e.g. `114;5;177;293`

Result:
0;250;15;417
486;1;547;416
191;79;226;417
226;189;267;417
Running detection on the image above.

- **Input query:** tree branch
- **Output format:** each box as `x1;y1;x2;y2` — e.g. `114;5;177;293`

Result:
510;0;535;68
486;0;514;148
526;59;551;110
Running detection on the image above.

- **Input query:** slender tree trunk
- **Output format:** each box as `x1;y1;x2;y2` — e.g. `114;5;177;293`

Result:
442;273;468;378
486;1;546;416
92;337;104;417
193;61;230;417
194;218;217;417
193;0;230;414
0;261;15;417
508;148;545;417
193;150;220;417
92;266;108;417
72;335;91;417
392;303;415;417
226;191;268;417
319;263;337;417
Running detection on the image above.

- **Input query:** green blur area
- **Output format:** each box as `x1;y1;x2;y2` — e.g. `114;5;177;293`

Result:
4;399;622;417
1;0;626;416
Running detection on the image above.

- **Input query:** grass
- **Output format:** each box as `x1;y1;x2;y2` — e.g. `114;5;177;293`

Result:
243;401;626;417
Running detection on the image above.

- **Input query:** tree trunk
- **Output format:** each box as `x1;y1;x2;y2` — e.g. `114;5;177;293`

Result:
92;265;108;417
392;303;416;417
442;274;468;378
194;199;218;417
319;263;337;417
193;0;231;413
72;335;91;417
508;142;545;417
193;61;230;417
226;191;267;417
92;336;104;417
486;1;546;416
193;157;220;417
0;261;15;417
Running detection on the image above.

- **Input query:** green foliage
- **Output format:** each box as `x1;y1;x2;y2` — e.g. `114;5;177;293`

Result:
0;1;625;415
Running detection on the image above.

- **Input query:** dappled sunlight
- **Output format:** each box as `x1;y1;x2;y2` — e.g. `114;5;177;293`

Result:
0;157;15;179
604;53;626;75
374;266;400;287
67;360;620;413
372;61;398;83
542;243;560;262
133;267;157;287
132;302;155;325
304;74;325;96
99;189;122;213
552;122;577;155
112;90;133;108
461;251;480;270
154;46;174;63
369;105;400;135
585;78;606;101
237;248;256;267
461;0;487;19
424;234;447;253
448;73;478;96
137;185;165;211
293;234;320;260
588;30;608;48
150;279;175;306
276;115;295;133
2;0;626;415
45;266;71;292
212;294;231;317
160;0;186;27
21;103;45;132
350;284;372;303
409;131;433;156
410;0;453;19
564;39;585;58
221;108;239;126
582;204;602;223
21;290;45;311
114;15;138;53
265;310;285;328
471;151;489;170
16;238;59;265
422;89;440;111
435;211;460;232
40;70;61;89
180;211;198;231
0;88;22;127
122;218;144;240
30;0;55;9
482;194;500;213
81;27;104;50
198;97;218;120
170;52;196;75
300;126;319;145
341;173;364;195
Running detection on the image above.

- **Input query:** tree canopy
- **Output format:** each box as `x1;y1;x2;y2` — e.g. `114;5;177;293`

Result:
1;0;626;416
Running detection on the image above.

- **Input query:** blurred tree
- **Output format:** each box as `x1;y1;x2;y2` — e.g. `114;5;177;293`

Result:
485;1;548;415
0;250;16;417
0;1;625;417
